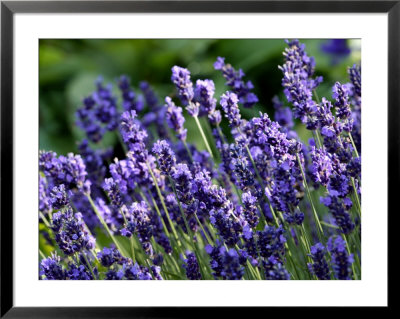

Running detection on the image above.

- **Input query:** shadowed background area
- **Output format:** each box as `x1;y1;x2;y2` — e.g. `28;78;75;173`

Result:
39;39;360;154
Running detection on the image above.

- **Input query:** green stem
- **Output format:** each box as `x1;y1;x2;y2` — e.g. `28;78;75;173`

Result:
86;194;126;257
193;214;213;245
342;234;358;280
351;177;361;218
146;162;184;252
39;249;46;260
82;253;97;279
39;212;51;228
348;132;360;158
119;208;136;263
194;115;214;159
296;153;324;240
182;140;194;163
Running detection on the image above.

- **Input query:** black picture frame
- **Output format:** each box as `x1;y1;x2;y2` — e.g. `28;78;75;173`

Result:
1;0;395;317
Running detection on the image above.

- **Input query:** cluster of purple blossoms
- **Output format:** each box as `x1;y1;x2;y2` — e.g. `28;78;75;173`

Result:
118;75;144;112
327;236;354;280
152;140;176;176
320;39;351;65
121;201;154;256
214;57;259;108
308;243;331;279
51;206;96;255
76;77;119;143
263;256;291;280
165;97;187;142
39;39;360;281
171;66;199;117
220;91;242;128
49;184;69;209
120;110;148;153
39;176;52;215
39;151;89;190
140;81;169;139
40;252;66;280
240;191;259;228
272;96;295;137
229;144;254;190
40;252;98;280
347;64;361;152
205;245;244;280
182;251;201;280
279;39;323;129
97;246;126;267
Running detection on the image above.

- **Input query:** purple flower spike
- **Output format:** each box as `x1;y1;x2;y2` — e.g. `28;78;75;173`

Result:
120;110;148;152
50;184;69;209
152;140;176;175
171;66;194;107
308;243;330;279
51;206;96;256
118;75;144;112
327;235;354;280
182;251;201;280
40;252;66;280
332;82;351;120
214;57;258;108
194;79;217;116
165;97;187;141
220;91;241;128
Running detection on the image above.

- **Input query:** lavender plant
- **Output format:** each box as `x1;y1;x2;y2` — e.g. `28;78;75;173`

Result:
39;39;361;280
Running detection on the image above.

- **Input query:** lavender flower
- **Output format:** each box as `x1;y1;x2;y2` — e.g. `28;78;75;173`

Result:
214;57;258;108
140;81;159;110
67;262;95;280
39;176;52;214
272;95;294;133
333;82;352;120
97;246;124;267
152;140;176;175
76;77;119;142
103;178;123;207
171;66;194;106
118;75;144;112
229;144;254;189
123;263;154;280
195;79;217;116
279;39;322;129
321;39;351;65
205;245;244;280
220;91;241;128
327;235;354;280
121;201;153;256
310;147;333;186
241;191;259;228
263;256;290;280
209;189;247;246
257;225;286;261
120;110;148;153
182;251;201;280
40;253;66;280
321;195;355;234
172;163;193;205
52;206;96;255
165;97;187;141
308;243;330;279
49;184;69;209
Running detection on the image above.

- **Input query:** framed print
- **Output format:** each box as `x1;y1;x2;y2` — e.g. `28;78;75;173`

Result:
1;0;396;316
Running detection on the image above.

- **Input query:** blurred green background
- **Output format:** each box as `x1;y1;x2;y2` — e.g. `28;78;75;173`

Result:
39;39;361;154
